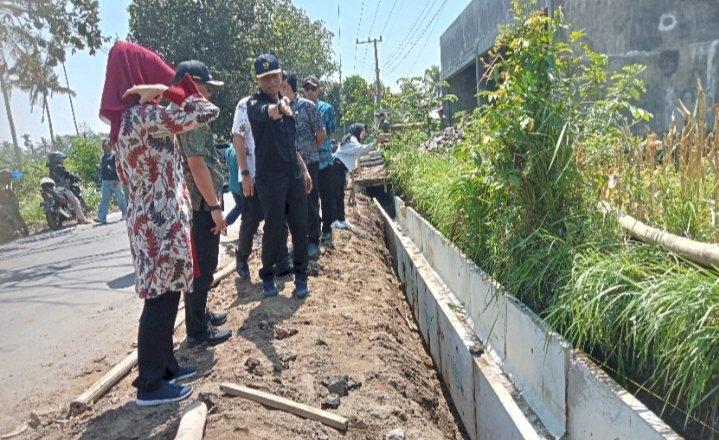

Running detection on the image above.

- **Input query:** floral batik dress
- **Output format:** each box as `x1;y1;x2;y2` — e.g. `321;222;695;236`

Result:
116;77;219;299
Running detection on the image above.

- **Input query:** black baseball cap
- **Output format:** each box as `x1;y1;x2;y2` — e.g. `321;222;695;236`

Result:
254;54;282;78
172;60;224;86
302;75;321;88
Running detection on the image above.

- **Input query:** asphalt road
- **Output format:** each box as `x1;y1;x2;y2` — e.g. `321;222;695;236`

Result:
0;194;239;431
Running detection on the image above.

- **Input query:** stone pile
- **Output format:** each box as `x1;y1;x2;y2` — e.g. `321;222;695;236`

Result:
418;126;464;153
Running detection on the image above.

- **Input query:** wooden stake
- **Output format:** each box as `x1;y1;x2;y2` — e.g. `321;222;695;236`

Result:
174;401;208;440
69;349;138;416
220;382;349;431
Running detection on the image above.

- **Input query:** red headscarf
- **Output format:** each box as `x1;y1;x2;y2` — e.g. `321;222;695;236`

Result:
99;42;175;144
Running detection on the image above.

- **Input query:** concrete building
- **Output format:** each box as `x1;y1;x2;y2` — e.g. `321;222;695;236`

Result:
440;0;719;132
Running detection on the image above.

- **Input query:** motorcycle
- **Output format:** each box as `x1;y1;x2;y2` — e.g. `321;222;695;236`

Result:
39;177;83;230
0;171;29;242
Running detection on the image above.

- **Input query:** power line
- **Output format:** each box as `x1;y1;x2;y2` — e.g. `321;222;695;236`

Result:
361;0;383;68
382;0;437;71
379;0;401;39
352;0;366;72
385;0;448;76
384;0;440;71
403;0;448;76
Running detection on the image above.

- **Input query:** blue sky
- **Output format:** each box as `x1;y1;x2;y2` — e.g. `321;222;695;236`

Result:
0;0;471;143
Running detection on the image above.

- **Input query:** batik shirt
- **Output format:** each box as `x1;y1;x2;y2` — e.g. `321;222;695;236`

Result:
317;100;337;170
291;96;324;164
115;77;219;299
231;97;257;178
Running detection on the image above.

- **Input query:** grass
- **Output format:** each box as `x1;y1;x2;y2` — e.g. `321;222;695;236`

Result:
548;242;719;421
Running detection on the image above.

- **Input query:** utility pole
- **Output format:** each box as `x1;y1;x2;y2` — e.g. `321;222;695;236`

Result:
356;36;383;108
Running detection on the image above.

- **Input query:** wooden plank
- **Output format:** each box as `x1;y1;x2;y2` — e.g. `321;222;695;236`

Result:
220;382;349;431
174;401;208;440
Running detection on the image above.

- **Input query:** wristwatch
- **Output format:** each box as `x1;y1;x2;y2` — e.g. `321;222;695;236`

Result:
208;205;222;212
241;169;250;176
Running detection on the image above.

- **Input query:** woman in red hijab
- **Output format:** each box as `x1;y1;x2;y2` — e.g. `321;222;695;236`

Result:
99;42;219;406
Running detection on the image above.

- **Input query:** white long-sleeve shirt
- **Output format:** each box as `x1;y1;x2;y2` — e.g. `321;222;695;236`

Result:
333;136;375;172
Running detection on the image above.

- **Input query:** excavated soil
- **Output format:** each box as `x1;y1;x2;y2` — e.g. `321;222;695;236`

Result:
10;194;466;440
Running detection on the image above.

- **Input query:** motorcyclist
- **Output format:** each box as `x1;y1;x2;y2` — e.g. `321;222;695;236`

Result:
47;151;90;224
0;169;28;238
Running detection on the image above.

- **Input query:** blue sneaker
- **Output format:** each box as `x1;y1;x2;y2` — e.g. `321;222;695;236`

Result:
263;280;279;297
167;366;197;384
136;382;193;407
236;261;250;280
293;280;309;299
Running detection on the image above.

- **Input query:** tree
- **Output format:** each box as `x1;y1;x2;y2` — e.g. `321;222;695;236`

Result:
339;75;374;130
387;66;456;135
0;0;103;169
128;0;336;139
11;53;74;148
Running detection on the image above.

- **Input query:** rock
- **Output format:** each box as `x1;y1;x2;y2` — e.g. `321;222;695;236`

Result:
418;126;464;154
245;357;261;374
315;338;328;346
386;428;405;440
347;377;362;391
321;394;341;409
280;351;298;363
274;326;298;340
322;375;361;397
323;376;348;397
28;412;41;428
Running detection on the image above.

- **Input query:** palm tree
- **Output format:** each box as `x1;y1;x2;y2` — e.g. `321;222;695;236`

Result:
10;52;73;148
0;53;21;169
1;0;104;166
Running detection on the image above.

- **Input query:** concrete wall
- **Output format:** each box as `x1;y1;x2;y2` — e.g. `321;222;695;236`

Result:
440;0;719;132
389;196;681;440
379;200;549;440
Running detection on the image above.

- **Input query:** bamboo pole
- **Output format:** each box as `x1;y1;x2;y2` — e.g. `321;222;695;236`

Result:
174;401;208;440
220;382;349;431
614;209;719;269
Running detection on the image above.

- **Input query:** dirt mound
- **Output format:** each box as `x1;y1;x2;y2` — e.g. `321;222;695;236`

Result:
15;194;466;439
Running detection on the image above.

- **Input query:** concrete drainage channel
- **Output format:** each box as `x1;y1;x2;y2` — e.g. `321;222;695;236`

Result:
374;196;682;440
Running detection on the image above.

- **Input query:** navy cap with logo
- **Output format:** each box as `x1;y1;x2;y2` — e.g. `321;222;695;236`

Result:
172;60;224;87
254;54;282;78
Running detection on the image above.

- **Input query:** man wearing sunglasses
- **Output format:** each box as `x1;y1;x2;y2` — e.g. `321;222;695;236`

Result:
302;76;337;245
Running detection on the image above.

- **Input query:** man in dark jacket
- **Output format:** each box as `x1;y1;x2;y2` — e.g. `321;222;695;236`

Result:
247;54;312;299
95;139;127;223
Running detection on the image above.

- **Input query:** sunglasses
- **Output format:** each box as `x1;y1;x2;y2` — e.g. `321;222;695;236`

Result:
303;84;318;92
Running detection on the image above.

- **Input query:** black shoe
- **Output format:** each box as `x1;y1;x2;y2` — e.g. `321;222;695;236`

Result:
186;325;232;348
206;310;227;326
308;243;320;260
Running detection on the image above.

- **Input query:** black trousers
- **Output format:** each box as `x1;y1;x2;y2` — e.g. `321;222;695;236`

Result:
236;189;290;269
185;207;220;338
330;160;348;222
306;161;321;245
318;165;335;234
133;291;181;392
236;191;264;264
255;176;308;282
